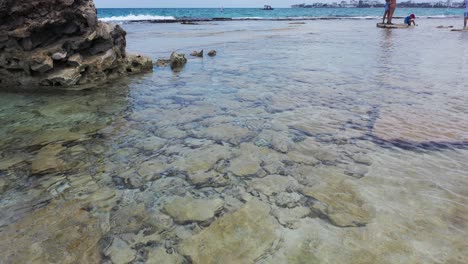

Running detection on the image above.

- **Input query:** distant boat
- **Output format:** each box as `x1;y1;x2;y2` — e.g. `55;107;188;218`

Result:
261;5;274;10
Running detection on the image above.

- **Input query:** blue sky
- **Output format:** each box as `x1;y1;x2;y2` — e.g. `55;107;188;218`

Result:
94;0;314;8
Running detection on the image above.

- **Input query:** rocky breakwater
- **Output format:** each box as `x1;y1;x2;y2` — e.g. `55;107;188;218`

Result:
0;0;152;90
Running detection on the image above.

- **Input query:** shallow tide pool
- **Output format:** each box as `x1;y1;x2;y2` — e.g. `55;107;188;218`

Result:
0;19;467;263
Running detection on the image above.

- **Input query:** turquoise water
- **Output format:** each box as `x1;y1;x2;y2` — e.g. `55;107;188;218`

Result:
98;7;464;21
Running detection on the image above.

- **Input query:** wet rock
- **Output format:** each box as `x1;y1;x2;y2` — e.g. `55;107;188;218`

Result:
179;199;280;264
146;247;185;264
51;51;67;60
31;144;67;175
67;53;83;66
299;180;374;227
190;50;204;57
0;200;103;263
125;54;153;74
163;196;224;224
104;237;136;264
207;50;217;57
170;52;187;70
30;54;53;73
0;0;152;89
42;66;82;86
248;175;299;196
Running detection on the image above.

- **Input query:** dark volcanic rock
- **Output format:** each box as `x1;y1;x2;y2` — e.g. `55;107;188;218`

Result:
207;50;217;57
0;0;152;89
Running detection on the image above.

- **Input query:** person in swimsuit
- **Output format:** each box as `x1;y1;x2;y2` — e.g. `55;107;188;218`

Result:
382;0;391;24
464;0;468;29
387;0;397;25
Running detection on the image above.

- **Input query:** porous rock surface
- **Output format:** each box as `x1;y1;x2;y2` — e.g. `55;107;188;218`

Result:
0;0;152;89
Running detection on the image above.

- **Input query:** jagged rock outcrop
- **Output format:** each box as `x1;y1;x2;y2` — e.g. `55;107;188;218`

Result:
0;0;152;89
155;52;187;71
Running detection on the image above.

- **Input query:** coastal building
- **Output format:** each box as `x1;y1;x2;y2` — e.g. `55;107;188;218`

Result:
291;1;464;7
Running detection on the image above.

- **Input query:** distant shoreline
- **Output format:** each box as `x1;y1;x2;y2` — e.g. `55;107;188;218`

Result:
99;16;462;24
97;7;464;23
97;7;465;9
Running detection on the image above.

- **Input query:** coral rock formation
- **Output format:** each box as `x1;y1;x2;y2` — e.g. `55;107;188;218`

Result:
0;0;152;89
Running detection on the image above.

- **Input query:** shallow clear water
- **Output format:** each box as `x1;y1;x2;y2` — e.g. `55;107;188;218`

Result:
1;19;467;263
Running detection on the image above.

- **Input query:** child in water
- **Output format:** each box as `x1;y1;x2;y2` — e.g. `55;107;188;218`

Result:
404;14;416;26
382;0;391;24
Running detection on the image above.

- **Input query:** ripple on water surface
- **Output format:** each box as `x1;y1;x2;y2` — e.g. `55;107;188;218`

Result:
0;19;467;264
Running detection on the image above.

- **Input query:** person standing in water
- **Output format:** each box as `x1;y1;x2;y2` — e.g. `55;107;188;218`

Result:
464;0;468;29
387;0;397;24
382;0;391;24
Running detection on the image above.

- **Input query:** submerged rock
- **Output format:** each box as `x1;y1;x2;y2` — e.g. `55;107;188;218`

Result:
147;248;185;264
104;237;136;264
0;200;103;263
207;50;217;57
0;178;6;193
0;0;152;90
248;175;298;196
190;50;204;57
373;105;468;144
163;196;224;224
156;58;171;67
179;199;280;264
228;155;262;177
299;180;374;227
31;144;67;175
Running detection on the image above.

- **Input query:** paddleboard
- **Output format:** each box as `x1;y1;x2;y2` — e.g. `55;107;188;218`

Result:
377;23;410;29
451;28;468;32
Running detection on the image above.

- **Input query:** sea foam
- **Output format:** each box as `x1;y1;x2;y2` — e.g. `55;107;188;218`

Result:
99;14;176;22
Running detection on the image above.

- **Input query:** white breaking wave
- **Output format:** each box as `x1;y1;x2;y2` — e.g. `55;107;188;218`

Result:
99;14;176;22
233;17;266;20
